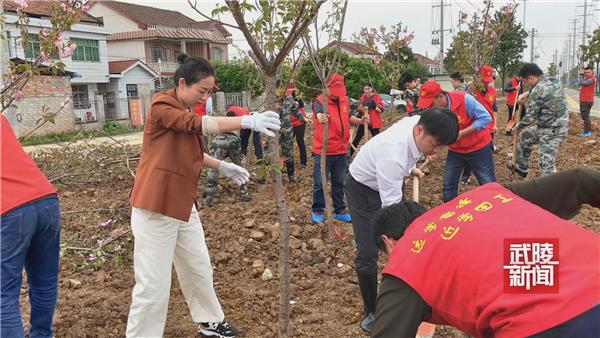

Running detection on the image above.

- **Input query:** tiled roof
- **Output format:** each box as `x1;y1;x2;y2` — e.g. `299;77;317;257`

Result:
98;1;230;36
413;53;441;66
322;41;380;56
108;59;137;74
3;0;103;24
107;29;231;44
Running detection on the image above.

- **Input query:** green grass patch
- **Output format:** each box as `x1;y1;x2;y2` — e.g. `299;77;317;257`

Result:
21;121;143;146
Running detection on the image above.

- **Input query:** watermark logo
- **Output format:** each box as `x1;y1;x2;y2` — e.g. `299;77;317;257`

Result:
503;238;559;293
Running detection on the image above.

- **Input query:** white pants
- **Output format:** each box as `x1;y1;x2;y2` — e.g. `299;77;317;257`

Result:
126;206;224;338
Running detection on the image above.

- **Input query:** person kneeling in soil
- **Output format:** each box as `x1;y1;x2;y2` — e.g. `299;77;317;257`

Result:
127;54;280;338
202;108;252;207
371;168;600;338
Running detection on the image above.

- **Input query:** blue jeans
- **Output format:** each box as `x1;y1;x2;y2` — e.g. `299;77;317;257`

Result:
1;196;61;338
312;153;347;213
529;303;600;337
240;129;263;159
443;142;496;202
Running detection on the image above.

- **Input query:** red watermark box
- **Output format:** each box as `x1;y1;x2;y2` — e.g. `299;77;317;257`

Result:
503;238;559;294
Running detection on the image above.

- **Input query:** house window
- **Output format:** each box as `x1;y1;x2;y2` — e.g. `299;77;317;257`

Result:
212;47;223;61
24;33;41;59
72;85;90;109
151;46;167;62
72;38;100;62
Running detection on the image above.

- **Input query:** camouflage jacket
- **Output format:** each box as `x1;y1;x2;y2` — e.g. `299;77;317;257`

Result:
517;75;568;130
281;94;304;127
210;131;241;152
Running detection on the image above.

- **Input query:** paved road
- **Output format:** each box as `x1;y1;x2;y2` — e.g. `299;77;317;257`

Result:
24;131;144;154
564;88;600;118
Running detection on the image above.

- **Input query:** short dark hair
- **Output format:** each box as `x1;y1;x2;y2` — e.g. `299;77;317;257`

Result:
373;201;427;253
417;108;459;145
174;53;214;86
363;82;374;88
585;65;594;71
518;63;543;78
401;73;415;86
450;72;464;83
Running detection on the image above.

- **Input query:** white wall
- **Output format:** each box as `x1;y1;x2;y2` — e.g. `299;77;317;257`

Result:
4;13;110;84
106;40;146;62
87;3;140;33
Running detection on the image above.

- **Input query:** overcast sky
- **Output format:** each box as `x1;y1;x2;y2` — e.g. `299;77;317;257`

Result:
127;0;600;71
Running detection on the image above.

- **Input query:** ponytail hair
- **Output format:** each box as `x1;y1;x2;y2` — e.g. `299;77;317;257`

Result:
174;53;214;86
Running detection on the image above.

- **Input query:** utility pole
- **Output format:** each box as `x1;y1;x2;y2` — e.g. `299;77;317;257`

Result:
431;0;451;70
530;28;536;62
577;0;594;67
570;19;578;79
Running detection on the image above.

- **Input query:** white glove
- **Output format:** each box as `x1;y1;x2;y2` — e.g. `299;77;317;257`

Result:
241;110;281;137
218;161;250;186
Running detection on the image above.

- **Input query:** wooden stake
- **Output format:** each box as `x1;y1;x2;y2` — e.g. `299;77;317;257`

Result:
364;105;370;142
509;104;523;182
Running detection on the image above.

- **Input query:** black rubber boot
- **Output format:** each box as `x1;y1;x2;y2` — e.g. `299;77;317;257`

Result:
357;272;378;333
285;160;298;183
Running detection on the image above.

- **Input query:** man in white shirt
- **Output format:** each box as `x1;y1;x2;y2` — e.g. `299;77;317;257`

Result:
344;108;459;334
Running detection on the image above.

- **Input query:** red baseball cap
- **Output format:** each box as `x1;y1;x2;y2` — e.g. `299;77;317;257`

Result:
327;73;347;98
479;64;494;83
285;88;296;96
416;81;443;109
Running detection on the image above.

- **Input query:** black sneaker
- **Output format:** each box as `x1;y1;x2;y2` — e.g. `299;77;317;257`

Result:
198;321;239;338
506;161;527;178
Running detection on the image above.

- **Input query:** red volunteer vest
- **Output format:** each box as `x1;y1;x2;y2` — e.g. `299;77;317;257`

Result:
507;77;519;105
447;91;492;153
312;95;350;155
471;83;496;134
580;76;596;103
227;106;250;117
384;183;600;338
1;115;56;215
359;93;384;129
291;107;308;127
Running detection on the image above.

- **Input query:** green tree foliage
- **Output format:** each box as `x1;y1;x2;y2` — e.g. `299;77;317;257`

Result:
213;58;264;96
352;23;416;97
581;28;600;67
446;1;519;82
491;7;527;91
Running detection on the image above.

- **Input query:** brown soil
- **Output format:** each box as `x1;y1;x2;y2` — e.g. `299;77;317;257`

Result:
21;100;600;337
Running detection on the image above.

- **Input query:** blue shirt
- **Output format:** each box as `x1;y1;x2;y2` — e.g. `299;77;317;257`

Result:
447;93;492;131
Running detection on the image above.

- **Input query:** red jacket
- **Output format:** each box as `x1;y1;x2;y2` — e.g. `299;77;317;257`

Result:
580;76;596;103
384;183;600;338
1;115;56;215
312;95;350;155
471;83;496;134
359;92;384;129
291;107;308;127
506;77;519;105
447;91;492;154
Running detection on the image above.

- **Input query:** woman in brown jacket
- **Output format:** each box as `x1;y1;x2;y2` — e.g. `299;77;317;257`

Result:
126;54;280;338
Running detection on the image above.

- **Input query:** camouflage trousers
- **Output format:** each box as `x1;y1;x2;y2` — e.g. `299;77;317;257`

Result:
515;125;567;176
202;147;250;202
262;126;295;165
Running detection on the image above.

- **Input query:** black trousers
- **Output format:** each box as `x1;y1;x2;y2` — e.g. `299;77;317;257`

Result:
293;124;307;166
344;174;382;274
580;102;593;132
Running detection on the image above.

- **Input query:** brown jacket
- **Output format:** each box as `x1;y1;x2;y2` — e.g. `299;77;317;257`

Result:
129;89;205;221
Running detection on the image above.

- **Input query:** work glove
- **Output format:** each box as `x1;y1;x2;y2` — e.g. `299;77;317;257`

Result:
242;110;281;137
218;161;250;186
365;98;377;111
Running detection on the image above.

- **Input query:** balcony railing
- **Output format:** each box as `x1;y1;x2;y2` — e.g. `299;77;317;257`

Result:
147;61;180;74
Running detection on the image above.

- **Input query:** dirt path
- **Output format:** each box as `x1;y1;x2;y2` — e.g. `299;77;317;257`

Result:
23;131;144;154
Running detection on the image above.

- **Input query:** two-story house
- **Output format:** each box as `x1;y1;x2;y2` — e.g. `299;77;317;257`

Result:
3;0;111;134
88;0;232;90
